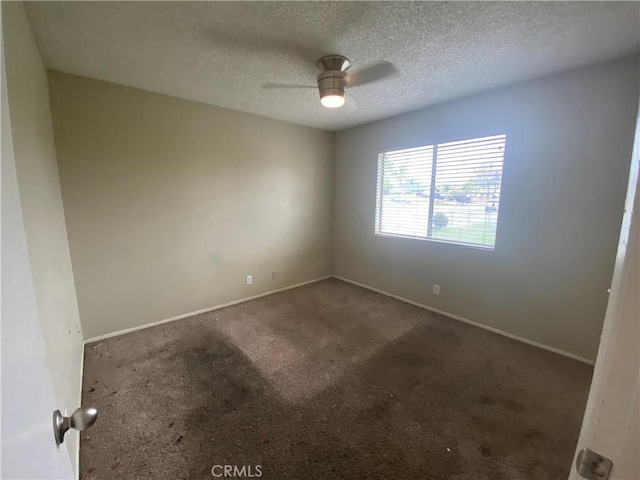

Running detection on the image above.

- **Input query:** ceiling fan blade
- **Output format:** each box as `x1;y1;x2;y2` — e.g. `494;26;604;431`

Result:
343;91;358;113
345;61;397;87
262;83;317;90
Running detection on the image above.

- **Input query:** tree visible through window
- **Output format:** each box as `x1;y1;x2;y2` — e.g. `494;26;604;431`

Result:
375;134;507;249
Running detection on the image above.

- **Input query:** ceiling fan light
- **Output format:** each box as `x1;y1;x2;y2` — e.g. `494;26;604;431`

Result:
320;94;345;108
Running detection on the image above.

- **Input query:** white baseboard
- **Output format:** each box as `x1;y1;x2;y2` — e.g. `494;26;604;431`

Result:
83;273;595;366
84;276;332;344
333;275;595;365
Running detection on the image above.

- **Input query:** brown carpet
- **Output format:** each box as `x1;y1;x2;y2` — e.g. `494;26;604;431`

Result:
80;278;592;480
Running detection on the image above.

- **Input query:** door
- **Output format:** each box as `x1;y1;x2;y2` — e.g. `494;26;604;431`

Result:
569;101;639;479
1;37;75;479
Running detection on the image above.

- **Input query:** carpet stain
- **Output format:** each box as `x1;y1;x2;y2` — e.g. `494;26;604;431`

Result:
81;278;592;480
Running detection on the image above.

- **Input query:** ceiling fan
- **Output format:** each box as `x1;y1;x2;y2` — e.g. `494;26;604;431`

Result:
263;54;397;109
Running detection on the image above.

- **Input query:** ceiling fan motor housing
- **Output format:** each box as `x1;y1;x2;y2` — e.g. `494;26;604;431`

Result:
316;55;350;105
317;70;347;101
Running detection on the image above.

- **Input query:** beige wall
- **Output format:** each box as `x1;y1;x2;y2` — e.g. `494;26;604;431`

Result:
2;1;84;464
49;72;333;339
333;56;639;362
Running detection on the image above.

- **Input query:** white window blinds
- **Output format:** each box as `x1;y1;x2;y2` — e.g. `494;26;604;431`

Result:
375;134;507;249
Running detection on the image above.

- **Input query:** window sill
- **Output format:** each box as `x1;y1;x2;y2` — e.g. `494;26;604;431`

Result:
374;231;495;251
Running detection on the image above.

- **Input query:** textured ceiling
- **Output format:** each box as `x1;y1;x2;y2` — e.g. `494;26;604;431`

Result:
26;1;640;131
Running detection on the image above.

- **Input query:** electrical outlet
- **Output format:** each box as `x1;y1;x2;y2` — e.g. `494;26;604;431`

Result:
246;275;252;285
433;284;440;295
272;271;278;280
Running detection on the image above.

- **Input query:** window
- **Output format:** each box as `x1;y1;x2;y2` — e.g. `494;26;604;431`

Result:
375;134;507;249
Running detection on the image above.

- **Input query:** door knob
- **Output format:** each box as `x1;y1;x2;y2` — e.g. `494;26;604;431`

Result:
53;406;98;445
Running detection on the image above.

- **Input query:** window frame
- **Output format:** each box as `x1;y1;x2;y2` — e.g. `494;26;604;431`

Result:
374;135;507;251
